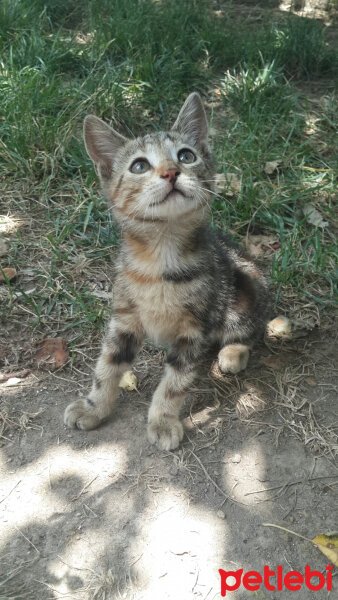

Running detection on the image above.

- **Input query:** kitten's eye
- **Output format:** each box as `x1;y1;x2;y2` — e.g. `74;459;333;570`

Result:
130;158;150;174
177;148;196;164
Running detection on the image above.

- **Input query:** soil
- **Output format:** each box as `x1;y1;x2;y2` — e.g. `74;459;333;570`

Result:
0;326;337;599
1;2;337;596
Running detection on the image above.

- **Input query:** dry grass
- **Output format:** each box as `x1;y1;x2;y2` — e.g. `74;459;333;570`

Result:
0;556;40;600
178;324;338;463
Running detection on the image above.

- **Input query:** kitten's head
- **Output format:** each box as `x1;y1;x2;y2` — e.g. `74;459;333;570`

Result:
84;93;214;223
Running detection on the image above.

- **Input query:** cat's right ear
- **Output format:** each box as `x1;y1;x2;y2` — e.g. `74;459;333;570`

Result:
172;92;209;151
83;115;127;179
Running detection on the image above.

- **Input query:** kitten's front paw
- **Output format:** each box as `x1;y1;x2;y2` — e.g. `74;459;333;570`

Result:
64;399;101;430
147;415;184;450
218;343;249;374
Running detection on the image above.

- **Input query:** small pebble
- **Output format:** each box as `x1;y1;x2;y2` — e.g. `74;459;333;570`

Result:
231;454;241;464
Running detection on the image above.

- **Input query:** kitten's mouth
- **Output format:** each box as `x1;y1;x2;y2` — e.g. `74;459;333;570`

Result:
151;187;186;207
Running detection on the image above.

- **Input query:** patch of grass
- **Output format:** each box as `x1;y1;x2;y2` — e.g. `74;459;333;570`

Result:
0;0;337;345
220;61;293;120
0;561;37;600
214;65;337;306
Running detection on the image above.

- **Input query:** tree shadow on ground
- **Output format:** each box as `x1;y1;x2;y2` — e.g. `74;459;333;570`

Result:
1;329;337;599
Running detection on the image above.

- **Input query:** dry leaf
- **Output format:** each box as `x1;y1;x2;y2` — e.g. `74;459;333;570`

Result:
244;234;280;258
263;524;338;568
303;204;329;228
209;358;229;381
0;267;17;283
118;370;138;391
214;173;226;192
214;172;241;196
225;172;242;196
266;316;292;339
35;338;69;370
268;241;281;250
264;160;281;175
312;534;338;567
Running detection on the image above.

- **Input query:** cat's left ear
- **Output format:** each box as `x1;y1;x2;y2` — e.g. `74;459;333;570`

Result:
172;92;209;151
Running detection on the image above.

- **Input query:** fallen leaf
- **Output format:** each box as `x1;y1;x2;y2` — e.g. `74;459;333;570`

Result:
0;238;9;257
266;316;292;338
244;234;280;258
118;370;138;391
214;173;226;192
263;524;338;568
264;160;281;175
312;534;338;567
303;204;329;228
214;172;241;196
267;241;281;250
0;267;17;283
209;359;230;381
225;172;242;196
35;338;69;370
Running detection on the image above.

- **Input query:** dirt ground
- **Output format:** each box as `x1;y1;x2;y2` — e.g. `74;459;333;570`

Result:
1;1;337;594
1;321;337;599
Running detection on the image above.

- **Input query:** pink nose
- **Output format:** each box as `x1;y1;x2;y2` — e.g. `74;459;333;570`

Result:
160;168;180;183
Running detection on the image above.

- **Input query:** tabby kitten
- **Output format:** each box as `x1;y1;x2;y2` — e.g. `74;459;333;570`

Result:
64;93;270;450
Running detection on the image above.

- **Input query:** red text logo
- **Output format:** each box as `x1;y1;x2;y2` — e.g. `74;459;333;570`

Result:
219;564;333;596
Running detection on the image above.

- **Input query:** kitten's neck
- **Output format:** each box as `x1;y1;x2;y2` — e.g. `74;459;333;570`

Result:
120;208;208;276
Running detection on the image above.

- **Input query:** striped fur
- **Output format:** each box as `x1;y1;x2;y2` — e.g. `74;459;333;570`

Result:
64;93;271;450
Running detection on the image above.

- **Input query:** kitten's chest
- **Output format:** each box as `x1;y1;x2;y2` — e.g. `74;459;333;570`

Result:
133;280;191;343
117;230;207;343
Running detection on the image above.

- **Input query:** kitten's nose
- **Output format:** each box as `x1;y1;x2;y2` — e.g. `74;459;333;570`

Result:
160;168;180;183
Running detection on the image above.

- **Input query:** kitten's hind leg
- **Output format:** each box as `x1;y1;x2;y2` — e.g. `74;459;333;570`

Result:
217;343;250;375
64;316;143;430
